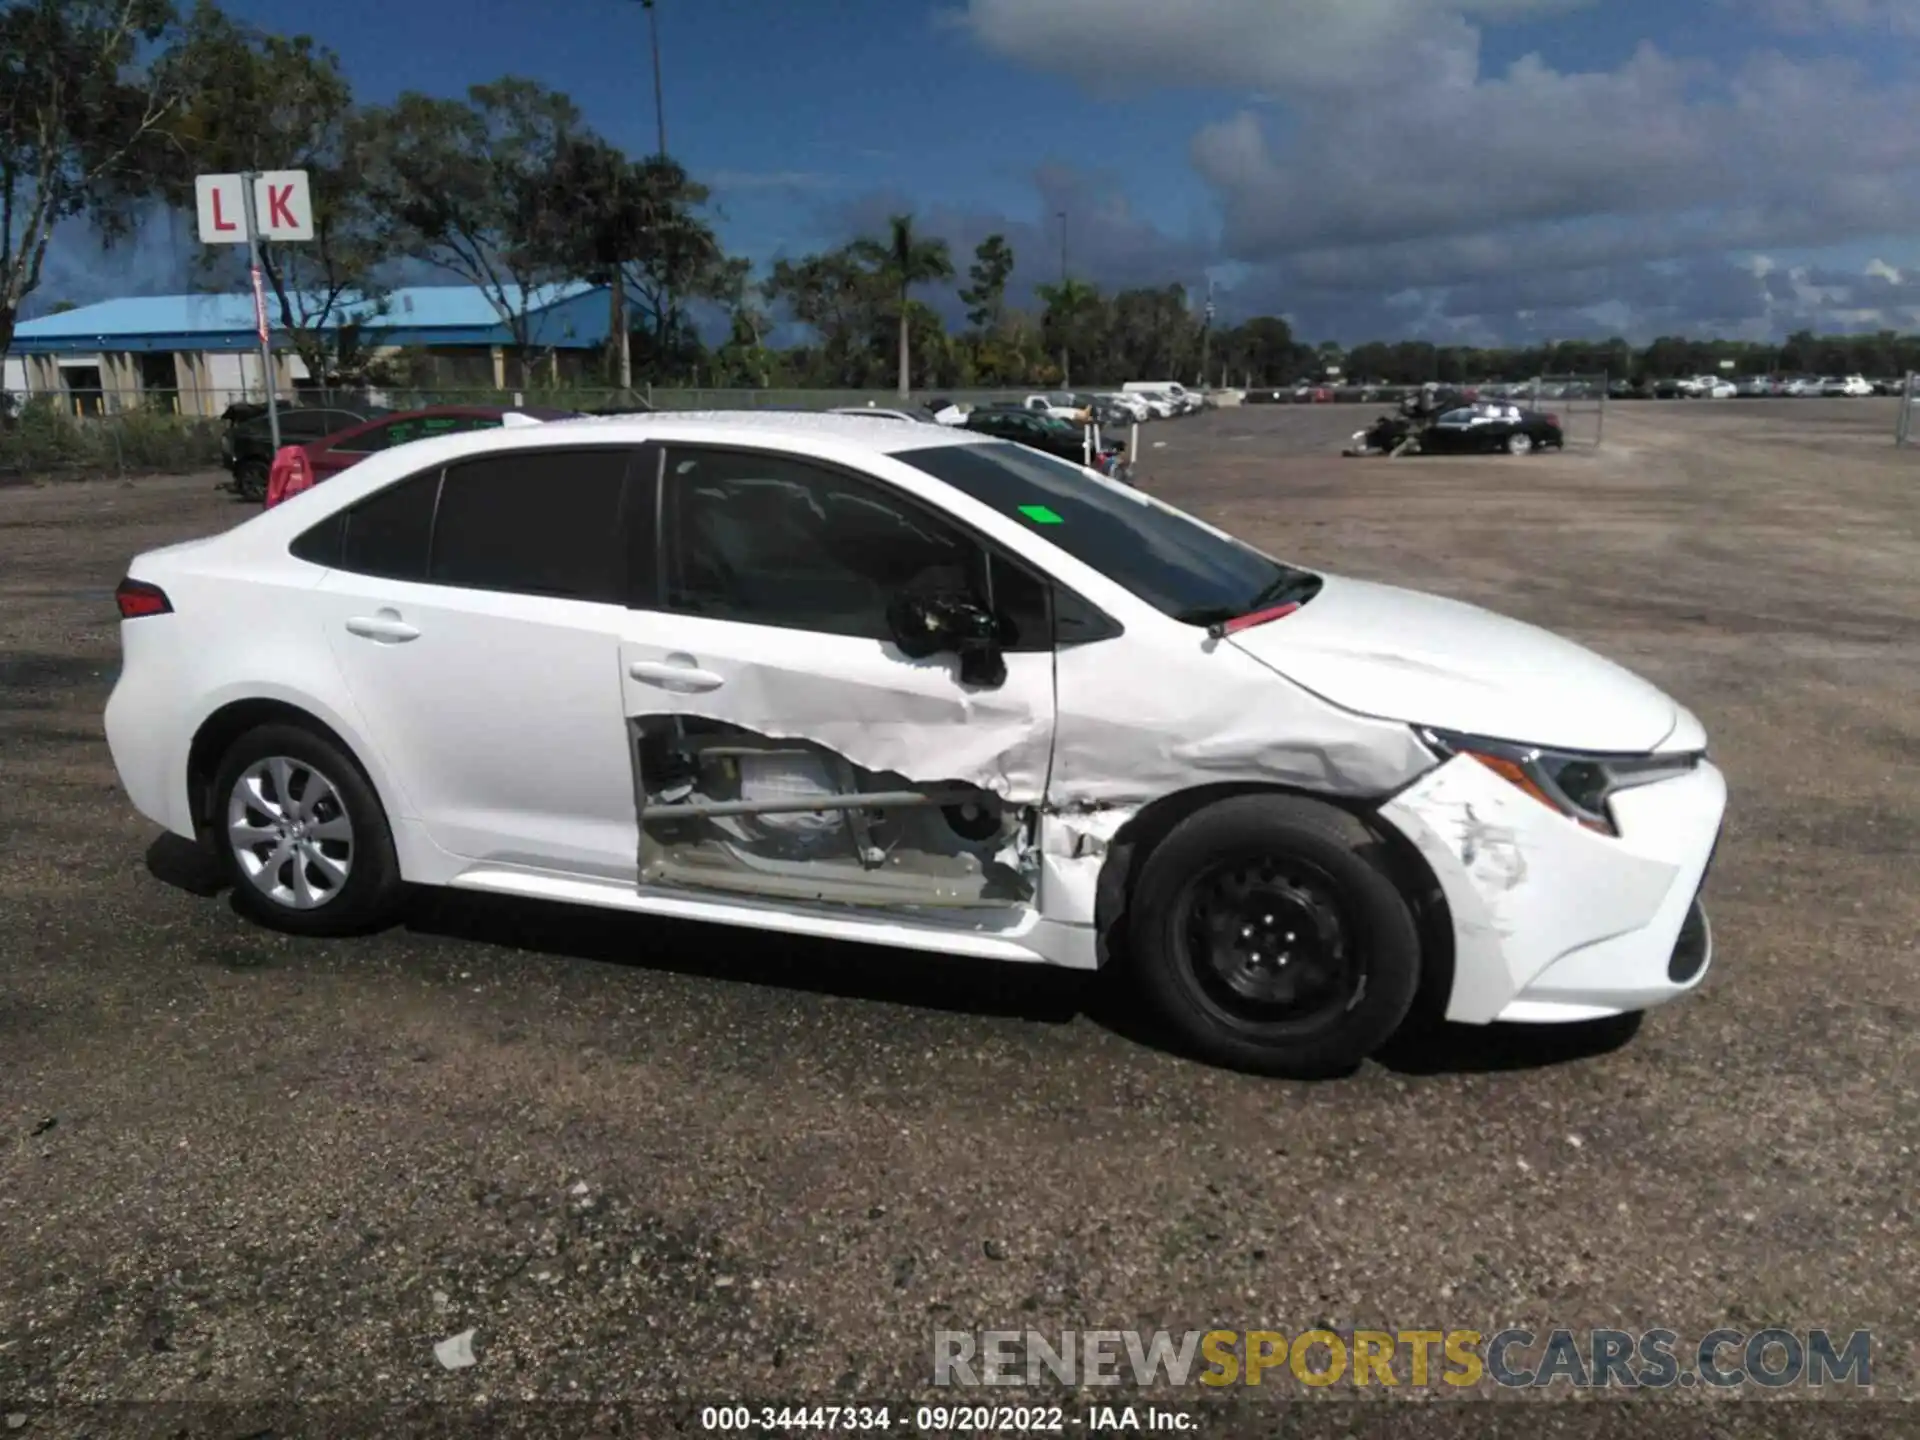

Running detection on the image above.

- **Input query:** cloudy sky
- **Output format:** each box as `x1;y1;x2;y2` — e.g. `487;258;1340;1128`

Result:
34;0;1920;344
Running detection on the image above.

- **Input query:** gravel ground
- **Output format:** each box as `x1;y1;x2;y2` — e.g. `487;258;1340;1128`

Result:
1;402;1915;1437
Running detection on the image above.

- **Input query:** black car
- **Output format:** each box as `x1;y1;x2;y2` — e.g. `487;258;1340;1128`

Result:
221;401;387;500
962;406;1129;476
1417;404;1564;455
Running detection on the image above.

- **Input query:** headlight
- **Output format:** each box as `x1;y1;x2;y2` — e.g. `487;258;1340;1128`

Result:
1420;728;1702;835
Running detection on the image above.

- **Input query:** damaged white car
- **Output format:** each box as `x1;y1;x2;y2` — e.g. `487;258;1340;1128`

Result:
104;413;1726;1077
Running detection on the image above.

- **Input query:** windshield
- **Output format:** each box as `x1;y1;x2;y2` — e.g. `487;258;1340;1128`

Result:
895;441;1319;626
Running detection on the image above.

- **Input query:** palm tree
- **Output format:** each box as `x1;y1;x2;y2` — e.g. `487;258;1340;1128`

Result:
853;214;953;398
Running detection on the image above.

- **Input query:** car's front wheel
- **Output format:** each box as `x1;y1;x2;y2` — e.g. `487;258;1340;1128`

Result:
1506;432;1534;455
1126;795;1422;1078
211;722;404;936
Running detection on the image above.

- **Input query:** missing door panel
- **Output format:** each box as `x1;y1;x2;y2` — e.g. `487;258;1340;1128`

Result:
630;716;1036;909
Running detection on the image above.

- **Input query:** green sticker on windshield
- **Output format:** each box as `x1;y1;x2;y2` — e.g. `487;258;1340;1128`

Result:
1018;504;1064;525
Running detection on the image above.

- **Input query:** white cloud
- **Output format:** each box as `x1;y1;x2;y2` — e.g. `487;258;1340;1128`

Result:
947;0;1920;339
1739;0;1920;35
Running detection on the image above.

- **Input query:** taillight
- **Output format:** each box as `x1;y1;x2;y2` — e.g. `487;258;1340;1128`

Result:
115;578;172;618
264;445;313;508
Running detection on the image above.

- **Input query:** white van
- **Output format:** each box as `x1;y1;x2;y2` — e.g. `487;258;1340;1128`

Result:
1124;381;1202;415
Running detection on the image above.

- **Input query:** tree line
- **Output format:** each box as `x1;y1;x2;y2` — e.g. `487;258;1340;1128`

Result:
6;1;1919;398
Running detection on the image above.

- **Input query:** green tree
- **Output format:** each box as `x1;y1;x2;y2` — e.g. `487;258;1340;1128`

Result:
360;78;586;383
1036;277;1107;385
0;0;188;362
849;214;953;397
958;233;1014;332
157;3;397;385
763;245;891;387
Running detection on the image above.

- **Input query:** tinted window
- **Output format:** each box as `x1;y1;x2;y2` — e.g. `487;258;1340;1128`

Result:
661;447;1049;649
896;441;1316;627
338;469;441;581
428;448;631;602
334;413;501;454
289;509;345;567
276;410;359;440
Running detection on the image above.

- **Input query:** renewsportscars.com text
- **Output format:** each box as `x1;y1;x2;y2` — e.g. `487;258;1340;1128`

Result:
933;1327;1873;1389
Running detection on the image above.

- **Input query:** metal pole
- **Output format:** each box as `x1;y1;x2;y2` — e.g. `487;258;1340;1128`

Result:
644;0;666;157
1597;369;1607;448
240;171;281;453
1199;278;1214;391
1057;209;1068;389
642;0;671;383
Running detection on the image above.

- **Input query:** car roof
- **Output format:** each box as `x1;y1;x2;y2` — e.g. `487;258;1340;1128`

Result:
447;408;995;457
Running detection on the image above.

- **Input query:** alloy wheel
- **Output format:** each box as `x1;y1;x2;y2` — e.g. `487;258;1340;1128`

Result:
226;756;355;909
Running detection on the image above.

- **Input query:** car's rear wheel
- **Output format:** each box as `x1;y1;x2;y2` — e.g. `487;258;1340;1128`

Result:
1506;432;1534;455
1126;795;1422;1078
233;458;268;501
211;722;404;936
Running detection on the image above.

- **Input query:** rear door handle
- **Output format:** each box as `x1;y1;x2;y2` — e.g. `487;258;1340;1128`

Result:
629;659;725;693
345;613;421;644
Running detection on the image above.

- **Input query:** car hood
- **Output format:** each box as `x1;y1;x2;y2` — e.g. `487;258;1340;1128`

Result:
1227;574;1680;753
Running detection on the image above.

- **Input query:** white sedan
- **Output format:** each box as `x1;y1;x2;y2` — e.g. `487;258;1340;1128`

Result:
104;413;1726;1077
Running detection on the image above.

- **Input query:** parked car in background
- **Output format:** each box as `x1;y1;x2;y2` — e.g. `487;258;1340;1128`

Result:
1872;376;1912;396
828;406;931;423
1123;381;1201;415
1417;404;1565;455
1021;393;1085;422
1099;392;1153;422
222;401;387;501
1822;375;1874;397
263;405;578;508
1781;376;1820;397
962;406;1128;476
104;411;1724;1077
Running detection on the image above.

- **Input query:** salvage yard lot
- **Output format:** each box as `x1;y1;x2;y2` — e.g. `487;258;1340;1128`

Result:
1;401;1915;1416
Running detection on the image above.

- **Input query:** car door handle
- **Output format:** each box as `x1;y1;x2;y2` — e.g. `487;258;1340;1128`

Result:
629;659;725;692
345;614;421;644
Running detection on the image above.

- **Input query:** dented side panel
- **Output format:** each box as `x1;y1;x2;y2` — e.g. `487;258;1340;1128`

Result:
1048;630;1438;805
1377;755;1683;1023
620;610;1055;801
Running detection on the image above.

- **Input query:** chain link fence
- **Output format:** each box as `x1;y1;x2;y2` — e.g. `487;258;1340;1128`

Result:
1;382;1211;480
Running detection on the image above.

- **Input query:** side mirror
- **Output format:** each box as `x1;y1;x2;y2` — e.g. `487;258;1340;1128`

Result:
887;591;1007;688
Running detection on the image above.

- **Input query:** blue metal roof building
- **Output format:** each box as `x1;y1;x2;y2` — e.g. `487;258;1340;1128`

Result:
7;282;612;355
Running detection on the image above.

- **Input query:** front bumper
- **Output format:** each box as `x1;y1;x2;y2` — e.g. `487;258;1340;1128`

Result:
1377;754;1727;1025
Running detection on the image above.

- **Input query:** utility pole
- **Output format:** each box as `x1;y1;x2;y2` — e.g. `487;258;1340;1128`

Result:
1057;209;1069;389
612;0;670;397
1199;276;1215;390
239;171;280;453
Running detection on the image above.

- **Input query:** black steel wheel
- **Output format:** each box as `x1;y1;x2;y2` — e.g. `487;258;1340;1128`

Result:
1174;854;1360;1029
1127;795;1423;1078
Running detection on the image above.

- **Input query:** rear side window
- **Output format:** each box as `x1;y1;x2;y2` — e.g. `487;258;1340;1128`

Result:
339;469;441;580
428;449;631;602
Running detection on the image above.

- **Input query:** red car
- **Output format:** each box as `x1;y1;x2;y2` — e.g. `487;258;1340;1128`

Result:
263;405;578;507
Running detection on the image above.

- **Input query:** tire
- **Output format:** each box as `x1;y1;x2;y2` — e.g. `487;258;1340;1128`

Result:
1506;432;1534;455
233;458;268;502
210;721;404;936
1125;795;1422;1078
